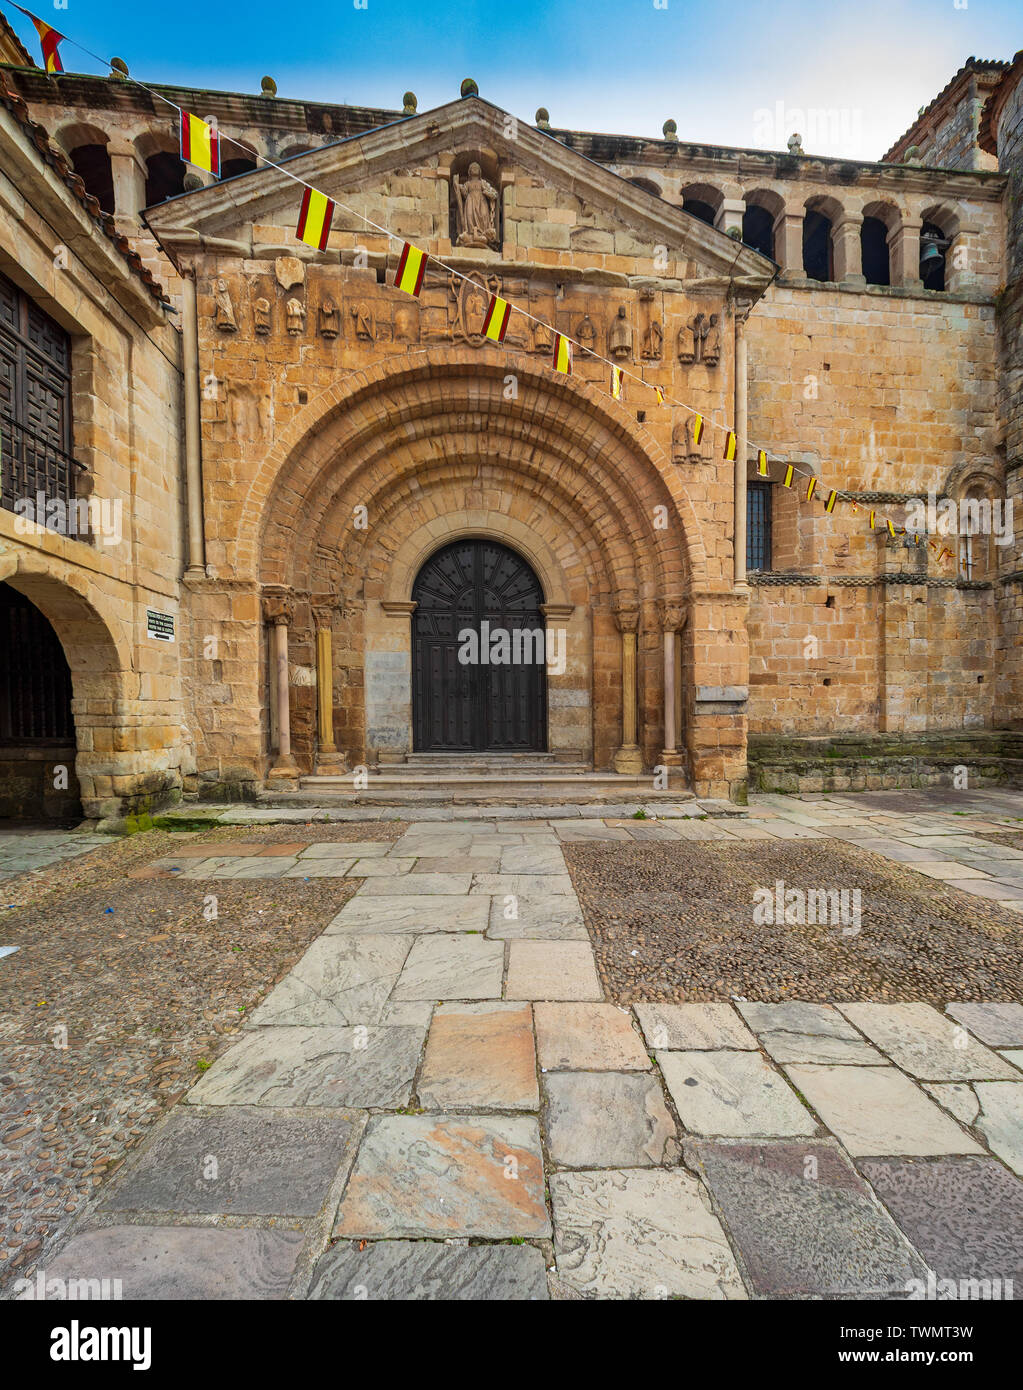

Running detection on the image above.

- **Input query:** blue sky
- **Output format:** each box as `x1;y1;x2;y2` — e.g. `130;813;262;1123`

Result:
5;0;1021;159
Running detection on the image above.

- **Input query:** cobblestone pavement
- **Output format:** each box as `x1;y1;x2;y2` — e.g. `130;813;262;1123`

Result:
3;790;1023;1300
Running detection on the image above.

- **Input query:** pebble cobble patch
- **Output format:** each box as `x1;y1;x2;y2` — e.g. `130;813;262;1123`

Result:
564;838;1023;1004
0;821;404;1292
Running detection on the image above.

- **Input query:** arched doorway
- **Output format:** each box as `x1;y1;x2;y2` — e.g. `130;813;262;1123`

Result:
0;583;79;819
412;539;547;752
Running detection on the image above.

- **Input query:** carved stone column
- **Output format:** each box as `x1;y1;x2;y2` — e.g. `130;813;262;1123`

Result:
775;209;806;280
263;588;297;780
659;600;687;768
313;601;346;774
612;602;642;775
888;219;923;290
832;213;866;286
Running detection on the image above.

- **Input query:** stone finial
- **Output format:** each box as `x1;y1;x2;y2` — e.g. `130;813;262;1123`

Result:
403;91;418;115
662;118;677;141
903;145;922;165
109;57;130;80
261;75;277;97
535;107;551;130
460;78;479;98
787;132;803;154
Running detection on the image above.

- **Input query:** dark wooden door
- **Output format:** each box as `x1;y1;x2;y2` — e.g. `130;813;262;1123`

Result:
412;540;547;752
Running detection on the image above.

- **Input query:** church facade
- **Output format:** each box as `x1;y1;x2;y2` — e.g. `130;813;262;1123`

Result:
1;37;1022;823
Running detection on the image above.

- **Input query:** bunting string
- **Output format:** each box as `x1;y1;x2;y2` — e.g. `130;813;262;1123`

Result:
3;2;958;565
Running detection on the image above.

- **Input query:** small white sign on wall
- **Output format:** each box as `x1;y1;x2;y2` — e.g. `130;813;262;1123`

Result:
146;609;175;642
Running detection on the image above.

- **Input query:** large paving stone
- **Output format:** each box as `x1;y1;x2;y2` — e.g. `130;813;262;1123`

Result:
345;857;416;876
945;1003;1023;1048
543;1071;676;1167
486;895;588;940
784;1064;984;1156
659;1051;817;1138
27;1226;304;1300
860;1157;1023;1297
101;1107;360;1217
308;1240;549;1300
686;1140;927;1297
358;873;473;896
334;1114;550;1238
246;934;414;1027
505;942;602;1001
470;874;575;896
973;1082;1023;1175
186;1025;424;1108
635;1003;758;1051
326;895;490;934
419;1003;538;1110
499;845;568;875
839;1003;1020;1080
300;842;393;858
535;1003;649;1070
737;1001;883;1064
550;1168;746;1299
391;934;504;1000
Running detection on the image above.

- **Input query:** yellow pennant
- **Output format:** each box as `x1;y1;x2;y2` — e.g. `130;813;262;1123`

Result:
869;510;876;529
654;386;665;405
757;450;768;476
691;414;704;446
723;431;737;461
805;477;817;502
887;519;897;537
824;490;837;513
552;333;572;375
782;464;794;488
610;366;624;401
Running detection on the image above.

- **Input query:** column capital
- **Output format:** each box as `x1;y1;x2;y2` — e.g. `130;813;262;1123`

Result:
311;594;342;630
658;599;687;632
262;585;295;626
612;600;640;634
381;599;418;618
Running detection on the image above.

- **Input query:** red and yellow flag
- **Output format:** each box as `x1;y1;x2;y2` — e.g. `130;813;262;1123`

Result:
179;111;220;176
691;414;704;446
805;477;817;502
14;6;65;73
481;295;511;343
869;510;876;529
395;242;428;297
886;519;897;538
610;366;624;401
824;489;838;513
757;450;769;477
296;187;335;251
723;431;737;462
552;333;572;375
782;464;794;488
654;386;665;405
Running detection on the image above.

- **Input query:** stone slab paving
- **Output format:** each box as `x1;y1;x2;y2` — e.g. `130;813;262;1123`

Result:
859;1158;1023;1296
308;1240;550;1300
685;1140;928;1298
334;1114;550;1239
15;793;1023;1300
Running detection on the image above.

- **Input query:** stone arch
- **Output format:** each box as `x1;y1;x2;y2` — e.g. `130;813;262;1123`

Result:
55;121;114;215
803;193;844;281
0;553;136;821
742;188;785;259
681;182;723;226
861;199;902;286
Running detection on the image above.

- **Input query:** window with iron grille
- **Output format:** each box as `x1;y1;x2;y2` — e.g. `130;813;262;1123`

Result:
0;269;77;518
747;481;772;572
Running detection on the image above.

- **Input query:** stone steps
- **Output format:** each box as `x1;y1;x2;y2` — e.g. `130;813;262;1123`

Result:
281;771;693;808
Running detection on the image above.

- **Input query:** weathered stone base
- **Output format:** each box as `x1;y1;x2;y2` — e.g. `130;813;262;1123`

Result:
749;731;1023;794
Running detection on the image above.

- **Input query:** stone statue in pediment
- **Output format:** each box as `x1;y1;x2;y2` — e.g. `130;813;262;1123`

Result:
608;305;632;361
453;162;499;248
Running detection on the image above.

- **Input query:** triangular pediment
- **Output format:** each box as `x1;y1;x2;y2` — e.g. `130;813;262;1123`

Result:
144;96;774;292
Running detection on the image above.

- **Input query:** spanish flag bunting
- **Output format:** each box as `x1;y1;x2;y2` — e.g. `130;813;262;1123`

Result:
869;510;876;529
481;295;511;343
806;477;817;502
179;111;220;177
723;431;737;462
552;333;572;375
395;242;428;297
887;519;897;537
610;366;624;401
824;489;838;513
296;187;335;252
14;6;65;73
757;450;769;477
782;464;794;488
691;414;704;446
939;546;952;563
654;386;665;405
